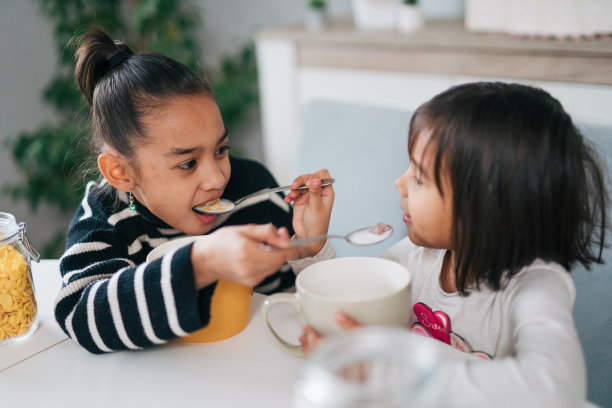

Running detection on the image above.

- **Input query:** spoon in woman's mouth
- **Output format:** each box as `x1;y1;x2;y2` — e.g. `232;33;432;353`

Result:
260;222;393;250
193;178;335;215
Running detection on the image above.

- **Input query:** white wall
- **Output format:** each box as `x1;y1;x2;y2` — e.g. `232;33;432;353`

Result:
0;0;464;251
0;1;66;251
196;0;463;66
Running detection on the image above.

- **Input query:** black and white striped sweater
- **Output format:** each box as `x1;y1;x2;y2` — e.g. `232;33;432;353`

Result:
55;157;296;353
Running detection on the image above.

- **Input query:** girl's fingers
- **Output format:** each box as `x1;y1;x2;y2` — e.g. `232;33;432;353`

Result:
291;174;310;190
306;177;323;208
284;189;307;203
240;224;297;256
285;170;332;204
335;312;362;330
301;325;321;356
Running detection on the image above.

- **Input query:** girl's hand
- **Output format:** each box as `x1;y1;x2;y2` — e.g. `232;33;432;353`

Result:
190;224;298;289
299;312;362;356
285;169;334;259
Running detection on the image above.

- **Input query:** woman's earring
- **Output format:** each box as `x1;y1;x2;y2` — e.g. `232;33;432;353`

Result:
128;190;136;211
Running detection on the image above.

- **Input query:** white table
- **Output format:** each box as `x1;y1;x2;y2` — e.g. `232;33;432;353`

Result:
0;260;305;407
0;260;601;407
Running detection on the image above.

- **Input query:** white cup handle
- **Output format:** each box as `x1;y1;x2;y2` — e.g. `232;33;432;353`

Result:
261;293;304;357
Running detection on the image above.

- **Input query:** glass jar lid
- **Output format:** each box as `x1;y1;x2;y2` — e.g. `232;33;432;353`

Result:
0;212;40;262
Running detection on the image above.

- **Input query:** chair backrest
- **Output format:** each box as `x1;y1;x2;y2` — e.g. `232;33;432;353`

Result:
296;99;612;407
296;99;412;258
571;121;612;407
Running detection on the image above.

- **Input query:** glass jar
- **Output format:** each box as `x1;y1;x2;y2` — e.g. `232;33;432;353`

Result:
0;212;40;345
293;327;443;408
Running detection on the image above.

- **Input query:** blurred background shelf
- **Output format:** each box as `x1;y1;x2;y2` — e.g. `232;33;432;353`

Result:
260;19;612;85
256;18;612;180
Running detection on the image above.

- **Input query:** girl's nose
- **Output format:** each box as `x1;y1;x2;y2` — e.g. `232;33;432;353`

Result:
199;161;227;191
395;170;409;196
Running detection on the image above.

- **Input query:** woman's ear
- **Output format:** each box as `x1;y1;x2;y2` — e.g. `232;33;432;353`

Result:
98;152;134;192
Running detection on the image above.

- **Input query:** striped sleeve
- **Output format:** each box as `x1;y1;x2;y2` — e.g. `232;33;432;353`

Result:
55;242;213;354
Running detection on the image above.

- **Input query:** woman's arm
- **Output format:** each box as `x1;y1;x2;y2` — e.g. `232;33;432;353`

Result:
56;233;210;354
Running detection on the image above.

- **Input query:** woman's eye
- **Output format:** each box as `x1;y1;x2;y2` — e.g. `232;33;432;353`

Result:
216;145;230;156
178;160;197;170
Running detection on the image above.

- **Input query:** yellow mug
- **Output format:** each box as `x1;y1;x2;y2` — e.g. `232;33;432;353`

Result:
180;279;253;343
147;237;253;343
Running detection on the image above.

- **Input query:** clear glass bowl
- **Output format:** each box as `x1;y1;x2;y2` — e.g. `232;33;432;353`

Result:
294;326;442;408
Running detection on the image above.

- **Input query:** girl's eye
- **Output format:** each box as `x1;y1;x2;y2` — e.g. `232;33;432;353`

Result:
178;159;197;170
216;145;230;156
407;165;423;185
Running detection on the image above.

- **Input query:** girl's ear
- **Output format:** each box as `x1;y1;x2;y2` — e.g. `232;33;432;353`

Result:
98;152;134;192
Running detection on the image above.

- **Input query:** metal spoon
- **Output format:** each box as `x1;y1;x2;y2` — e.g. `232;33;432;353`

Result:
193;178;335;214
261;222;393;250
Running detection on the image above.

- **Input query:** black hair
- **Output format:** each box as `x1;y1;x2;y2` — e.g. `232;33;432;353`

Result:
73;26;213;161
409;82;609;294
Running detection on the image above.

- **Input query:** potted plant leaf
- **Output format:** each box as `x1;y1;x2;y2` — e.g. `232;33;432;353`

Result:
397;0;425;33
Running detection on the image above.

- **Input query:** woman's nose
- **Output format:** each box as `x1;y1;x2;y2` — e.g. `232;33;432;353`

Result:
199;161;227;190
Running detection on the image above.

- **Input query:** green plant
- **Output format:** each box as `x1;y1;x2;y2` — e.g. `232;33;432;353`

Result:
3;0;258;257
403;0;418;4
308;0;327;11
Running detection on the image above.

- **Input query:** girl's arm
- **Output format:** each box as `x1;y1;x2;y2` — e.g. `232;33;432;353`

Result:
56;225;295;353
442;266;586;408
55;229;210;354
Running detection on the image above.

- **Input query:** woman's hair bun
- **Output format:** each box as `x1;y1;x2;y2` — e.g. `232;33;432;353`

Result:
73;26;134;106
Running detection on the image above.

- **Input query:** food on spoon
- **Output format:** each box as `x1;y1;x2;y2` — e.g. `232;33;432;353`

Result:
369;222;393;235
197;198;234;213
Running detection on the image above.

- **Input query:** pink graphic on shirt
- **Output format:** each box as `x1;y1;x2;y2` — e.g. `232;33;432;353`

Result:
411;302;492;360
411;302;451;343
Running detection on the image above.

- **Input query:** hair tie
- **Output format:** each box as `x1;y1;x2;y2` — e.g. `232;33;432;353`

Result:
108;49;132;70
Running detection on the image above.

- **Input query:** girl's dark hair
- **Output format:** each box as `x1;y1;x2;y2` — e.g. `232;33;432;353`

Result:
73;26;213;160
409;82;609;294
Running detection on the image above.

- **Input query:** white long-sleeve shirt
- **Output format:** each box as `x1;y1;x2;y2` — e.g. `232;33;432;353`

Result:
382;238;586;408
291;237;587;407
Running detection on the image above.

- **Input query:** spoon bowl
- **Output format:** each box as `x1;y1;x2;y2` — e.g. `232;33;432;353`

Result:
343;222;394;246
194;178;335;215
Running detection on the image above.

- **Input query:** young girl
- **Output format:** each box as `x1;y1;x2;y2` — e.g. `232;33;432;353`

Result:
55;27;334;354
298;82;608;407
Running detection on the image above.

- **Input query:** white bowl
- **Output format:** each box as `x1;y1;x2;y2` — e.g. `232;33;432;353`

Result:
146;236;201;262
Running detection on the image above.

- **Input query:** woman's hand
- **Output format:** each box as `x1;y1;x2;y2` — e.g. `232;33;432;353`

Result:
299;312;362;356
190;224;298;289
285;169;334;259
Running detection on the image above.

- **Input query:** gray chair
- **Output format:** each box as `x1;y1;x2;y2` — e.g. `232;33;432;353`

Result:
571;122;612;407
296;99;612;407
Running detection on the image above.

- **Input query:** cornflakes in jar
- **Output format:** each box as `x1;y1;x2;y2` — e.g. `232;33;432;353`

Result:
0;212;40;345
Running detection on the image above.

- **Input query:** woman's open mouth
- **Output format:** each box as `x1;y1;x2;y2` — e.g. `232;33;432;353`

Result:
192;196;222;222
